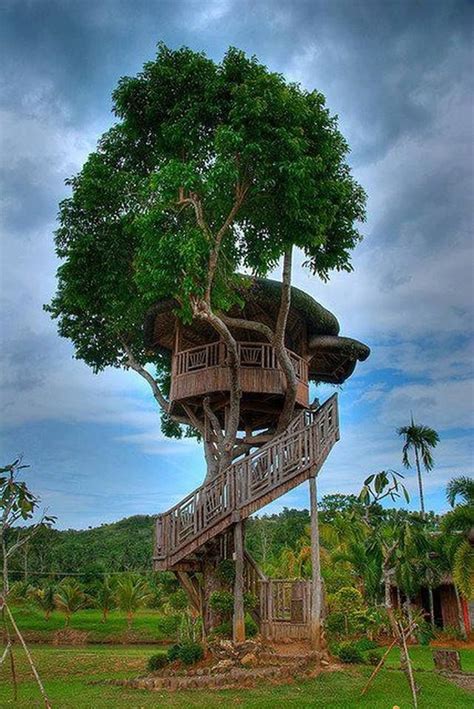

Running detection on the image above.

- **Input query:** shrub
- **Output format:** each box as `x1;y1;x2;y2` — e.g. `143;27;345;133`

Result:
366;650;383;666
353;638;377;652
168;589;188;611
335;641;365;664
435;625;465;642
209;590;234;617
243;592;258;610
416;620;435;646
157;614;181;638
325;611;346;635
167;644;181;662
217;559;236;586
147;654;169;672
245;614;258;638
210;621;232;638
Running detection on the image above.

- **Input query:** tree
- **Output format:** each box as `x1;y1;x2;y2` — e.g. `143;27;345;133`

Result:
55;579;86;626
46;43;366;481
115;574;151;630
30;584;56;621
95;576;115;623
398;417;439;515
442;475;474;603
0;459;54;708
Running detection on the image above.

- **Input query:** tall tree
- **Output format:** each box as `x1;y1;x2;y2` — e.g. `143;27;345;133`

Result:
46;43;366;480
398;417;439;515
442;475;474;603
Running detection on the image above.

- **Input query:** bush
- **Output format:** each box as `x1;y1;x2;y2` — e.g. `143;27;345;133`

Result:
245;614;258;638
167;644;181;662
168;589;188;611
416;620;435;646
147;653;169;672
243;592;258;611
178;641;204;665
366;650;383;666
335;641;365;664
210;621;232;638
435;625;465;642
209;590;234;616
157;614;181;638
217;559;235;585
325;611;346;635
353;638;377;652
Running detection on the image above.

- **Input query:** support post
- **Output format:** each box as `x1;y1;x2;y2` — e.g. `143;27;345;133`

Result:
233;520;246;643
309;473;322;652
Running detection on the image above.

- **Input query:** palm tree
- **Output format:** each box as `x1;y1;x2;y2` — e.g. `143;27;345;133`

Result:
55;579;86;627
30;584;56;621
115;575;151;630
442;475;474;602
398;417;439;514
95;576;115;623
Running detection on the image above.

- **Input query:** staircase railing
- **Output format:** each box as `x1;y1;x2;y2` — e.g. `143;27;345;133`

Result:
154;394;339;565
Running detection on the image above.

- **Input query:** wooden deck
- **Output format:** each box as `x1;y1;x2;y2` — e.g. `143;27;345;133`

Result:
154;395;339;570
170;340;309;406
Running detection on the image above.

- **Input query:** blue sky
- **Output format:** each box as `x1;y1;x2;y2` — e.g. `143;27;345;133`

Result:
1;0;473;528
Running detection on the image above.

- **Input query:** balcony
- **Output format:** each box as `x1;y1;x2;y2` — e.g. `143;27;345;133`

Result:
170;340;309;406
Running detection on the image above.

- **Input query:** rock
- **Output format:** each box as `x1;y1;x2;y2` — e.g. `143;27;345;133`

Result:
214;659;234;672
240;652;258;667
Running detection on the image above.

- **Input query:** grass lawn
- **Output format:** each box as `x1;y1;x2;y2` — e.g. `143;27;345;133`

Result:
8;606;177;643
384;644;474;673
0;644;472;709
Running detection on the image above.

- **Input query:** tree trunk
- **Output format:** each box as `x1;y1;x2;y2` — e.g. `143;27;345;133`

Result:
201;545;225;635
309;474;322;652
233;520;245;643
414;446;425;515
428;586;435;627
453;585;467;639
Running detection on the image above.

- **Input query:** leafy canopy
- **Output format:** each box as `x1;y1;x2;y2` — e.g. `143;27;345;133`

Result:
47;43;365;375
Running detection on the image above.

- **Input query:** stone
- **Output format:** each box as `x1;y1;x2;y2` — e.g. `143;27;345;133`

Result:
214;659;234;672
433;649;462;672
240;652;258;667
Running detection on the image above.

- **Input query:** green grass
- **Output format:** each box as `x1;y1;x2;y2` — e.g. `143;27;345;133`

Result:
384;644;474;673
0;645;472;709
8;605;178;643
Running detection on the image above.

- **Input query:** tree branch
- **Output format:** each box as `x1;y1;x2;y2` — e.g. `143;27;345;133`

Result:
273;248;298;433
121;341;170;413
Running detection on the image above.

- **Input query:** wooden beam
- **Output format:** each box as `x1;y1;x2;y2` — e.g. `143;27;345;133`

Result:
309;473;322;654
233;521;246;643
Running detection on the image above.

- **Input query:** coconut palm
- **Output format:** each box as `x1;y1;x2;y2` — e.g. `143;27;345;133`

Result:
95;576;115;623
115;575;151;630
398;417;439;514
30;584;56;621
55;579;86;627
442;475;474;601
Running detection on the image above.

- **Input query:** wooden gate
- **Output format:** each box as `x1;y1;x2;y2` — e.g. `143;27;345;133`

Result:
260;579;312;640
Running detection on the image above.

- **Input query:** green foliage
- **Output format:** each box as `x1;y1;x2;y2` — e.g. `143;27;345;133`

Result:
55;579;86;626
95;576;115;621
30;584;56;620
168;588;188;611
366;649;383;666
156;613;181;638
167;641;204;665
245;614;259;638
115;574;151;628
415;619;435;646
209;590;234;617
216;559;236;586
435;625;465;642
352;638;377;652
243;592;258;611
446;476;474;507
334;640;365;664
147;653;169;672
47;44;365;441
209;620;232;638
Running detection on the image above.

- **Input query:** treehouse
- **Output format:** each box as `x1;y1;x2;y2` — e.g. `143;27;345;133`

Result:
144;278;370;433
146;277;370;643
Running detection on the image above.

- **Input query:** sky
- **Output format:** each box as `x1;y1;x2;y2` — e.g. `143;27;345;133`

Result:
0;0;473;529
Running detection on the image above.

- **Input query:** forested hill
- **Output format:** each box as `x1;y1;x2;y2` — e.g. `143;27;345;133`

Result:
9;508;316;580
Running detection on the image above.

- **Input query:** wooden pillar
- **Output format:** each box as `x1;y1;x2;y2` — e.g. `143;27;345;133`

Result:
309;473;322;651
233;520;246;643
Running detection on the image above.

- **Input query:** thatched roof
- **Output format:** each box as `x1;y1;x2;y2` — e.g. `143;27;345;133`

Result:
144;277;370;384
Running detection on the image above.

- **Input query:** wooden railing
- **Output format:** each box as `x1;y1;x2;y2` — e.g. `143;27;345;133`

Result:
154;395;339;566
173;340;308;383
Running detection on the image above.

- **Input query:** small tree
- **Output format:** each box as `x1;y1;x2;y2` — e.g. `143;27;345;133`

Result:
0;458;54;707
55;579;86;627
398;417;439;515
115;575;151;630
95;575;115;623
30;584;56;621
